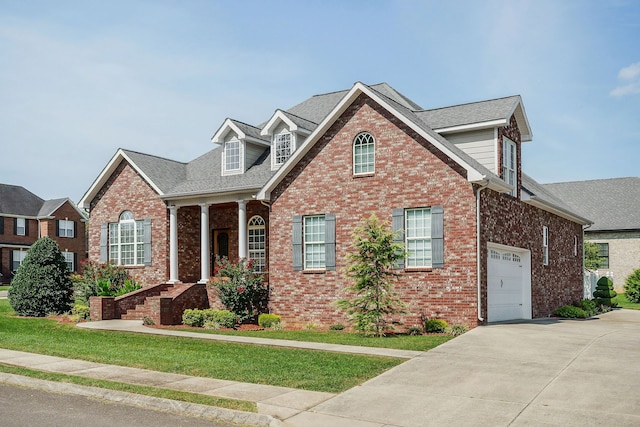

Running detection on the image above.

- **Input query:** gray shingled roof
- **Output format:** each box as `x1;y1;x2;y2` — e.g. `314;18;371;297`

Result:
542;177;640;231
521;174;590;223
39;198;67;217
230;120;270;143
122;150;187;194
415;96;521;130
0;184;44;216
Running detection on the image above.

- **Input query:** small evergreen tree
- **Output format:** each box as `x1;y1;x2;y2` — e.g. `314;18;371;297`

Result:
593;276;618;307
624;268;640;303
8;237;74;317
337;214;407;337
584;242;602;270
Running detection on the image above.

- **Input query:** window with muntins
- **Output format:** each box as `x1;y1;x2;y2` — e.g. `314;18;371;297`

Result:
304;215;326;270
274;132;292;166
405;208;432;268
109;211;145;266
502;137;517;196
58;219;75;238
353;132;375;175
16;218;26;236
62;252;75;272
11;250;27;271
225;139;241;172
596;243;609;269
248;216;266;272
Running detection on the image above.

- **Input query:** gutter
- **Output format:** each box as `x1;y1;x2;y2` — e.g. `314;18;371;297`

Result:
476;182;489;322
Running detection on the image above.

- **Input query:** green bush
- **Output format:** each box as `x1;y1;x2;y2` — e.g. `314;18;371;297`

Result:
424;319;449;333
182;309;205;327
72;303;90;321
74;261;140;304
329;324;345;331
554;305;588;318
406;326;423;336
593;276;618;307
209;257;268;323
624;269;640;303
446;324;469;336
577;299;598;316
258;313;281;328
8;237;74;317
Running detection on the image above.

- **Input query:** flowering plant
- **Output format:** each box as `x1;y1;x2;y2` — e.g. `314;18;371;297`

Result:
208;257;268;323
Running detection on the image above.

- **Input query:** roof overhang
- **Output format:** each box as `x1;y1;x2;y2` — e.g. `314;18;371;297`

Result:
212;119;270;147
257;82;493;200
161;188;260;207
260;110;312;137
521;191;592;225
78;149;163;210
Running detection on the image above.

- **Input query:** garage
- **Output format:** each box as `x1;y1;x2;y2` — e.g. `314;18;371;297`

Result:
487;244;532;322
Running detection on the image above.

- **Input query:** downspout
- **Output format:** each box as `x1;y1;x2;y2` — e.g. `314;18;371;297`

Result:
476;183;489;322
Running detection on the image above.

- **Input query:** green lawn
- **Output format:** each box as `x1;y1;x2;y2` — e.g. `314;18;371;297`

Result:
617;293;640;310
0;286;10;291
0;299;426;393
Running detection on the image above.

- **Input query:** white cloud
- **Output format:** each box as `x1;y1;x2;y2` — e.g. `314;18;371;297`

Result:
611;61;640;96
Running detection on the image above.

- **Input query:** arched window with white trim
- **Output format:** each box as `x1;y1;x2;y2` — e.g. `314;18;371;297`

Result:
108;211;146;266
353;132;375;175
248;215;266;272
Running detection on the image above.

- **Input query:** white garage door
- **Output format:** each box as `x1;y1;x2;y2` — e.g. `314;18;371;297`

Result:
488;248;528;322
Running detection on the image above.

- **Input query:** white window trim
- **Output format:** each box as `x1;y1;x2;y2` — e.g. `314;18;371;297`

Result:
16;217;26;236
109;211;145;266
222;138;243;175
59;219;74;238
62;251;75;272
303;215;326;270
502;137;517;196
247;215;266;272
405;208;432;268
11;250;27;271
272;131;295;169
574;236;578;257
353;132;375;175
543;226;549;266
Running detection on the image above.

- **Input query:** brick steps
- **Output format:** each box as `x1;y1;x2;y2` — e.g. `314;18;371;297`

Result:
119;284;197;320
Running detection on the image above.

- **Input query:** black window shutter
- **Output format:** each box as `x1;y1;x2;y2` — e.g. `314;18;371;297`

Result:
392;208;405;269
143;219;152;266
13;218;17;235
56;220;60;237
0;217;4;234
324;214;336;271
73;253;78;272
292;216;303;271
431;206;444;268
25;219;29;236
100;224;108;263
73;221;77;238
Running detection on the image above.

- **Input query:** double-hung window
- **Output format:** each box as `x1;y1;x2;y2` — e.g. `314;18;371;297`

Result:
224;139;241;173
62;252;75;272
105;211;149;266
292;214;336;271
11;250;27;271
16;218;26;236
353;132;375;175
502;137;517;196
274;132;292;167
58;219;75;238
596;243;609;269
248;216;266;272
542;226;549;266
393;206;444;269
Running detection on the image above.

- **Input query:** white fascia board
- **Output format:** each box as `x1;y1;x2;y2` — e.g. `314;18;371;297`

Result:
523;197;591;225
211;119;245;144
162;189;259;207
513;101;533;142
258;82;488;200
78;149;163;209
260;110;298;136
433;119;507;135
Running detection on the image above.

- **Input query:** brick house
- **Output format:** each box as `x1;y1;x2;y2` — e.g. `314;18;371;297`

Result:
80;82;590;328
0;184;87;282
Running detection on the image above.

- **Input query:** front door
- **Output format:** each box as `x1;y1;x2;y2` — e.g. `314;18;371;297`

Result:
213;229;229;261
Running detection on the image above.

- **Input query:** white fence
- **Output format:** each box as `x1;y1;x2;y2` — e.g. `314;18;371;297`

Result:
584;270;599;299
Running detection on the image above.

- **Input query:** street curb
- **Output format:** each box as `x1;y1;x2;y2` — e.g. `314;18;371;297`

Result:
0;372;283;427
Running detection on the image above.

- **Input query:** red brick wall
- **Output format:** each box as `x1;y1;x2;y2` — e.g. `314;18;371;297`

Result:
480;189;584;318
46;201;87;273
89;161;169;285
269;94;479;329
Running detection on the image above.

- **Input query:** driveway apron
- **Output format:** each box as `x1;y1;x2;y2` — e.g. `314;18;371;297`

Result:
285;310;640;427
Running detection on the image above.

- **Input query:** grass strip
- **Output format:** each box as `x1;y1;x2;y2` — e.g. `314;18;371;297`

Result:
617;293;640;310
0;300;403;393
0;363;256;412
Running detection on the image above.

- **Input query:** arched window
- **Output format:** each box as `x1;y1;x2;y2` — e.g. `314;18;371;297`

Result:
353;132;375;175
248;216;266;272
108;211;146;266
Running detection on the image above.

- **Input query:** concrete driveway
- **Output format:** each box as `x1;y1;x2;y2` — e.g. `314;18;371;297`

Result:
285;309;640;426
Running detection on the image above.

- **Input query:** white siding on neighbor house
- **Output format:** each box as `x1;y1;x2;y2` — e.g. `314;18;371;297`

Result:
442;129;497;173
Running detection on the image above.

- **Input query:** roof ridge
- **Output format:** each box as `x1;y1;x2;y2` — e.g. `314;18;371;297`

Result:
227;118;263;130
543;176;640;185
418;95;521;113
121;148;187;165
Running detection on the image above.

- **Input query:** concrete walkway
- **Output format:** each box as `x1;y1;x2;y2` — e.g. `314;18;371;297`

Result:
2;310;640;426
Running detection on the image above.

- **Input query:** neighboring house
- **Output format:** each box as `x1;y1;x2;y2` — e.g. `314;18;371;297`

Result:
543;177;640;292
80;82;590;328
0;184;87;283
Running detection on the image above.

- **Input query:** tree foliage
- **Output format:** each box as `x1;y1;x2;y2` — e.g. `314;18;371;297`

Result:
624;268;640;303
584;242;602;270
337;214;407;337
8;237;74;317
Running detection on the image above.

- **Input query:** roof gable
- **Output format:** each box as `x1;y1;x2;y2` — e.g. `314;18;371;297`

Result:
211;119;270;146
260;110;315;136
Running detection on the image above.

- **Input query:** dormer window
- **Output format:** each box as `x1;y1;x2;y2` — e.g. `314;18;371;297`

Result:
274;132;292;166
224;139;241;174
502;137;517;196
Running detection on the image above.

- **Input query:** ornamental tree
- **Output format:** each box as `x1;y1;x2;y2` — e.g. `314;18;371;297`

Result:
8;237;74;317
337;214;407;337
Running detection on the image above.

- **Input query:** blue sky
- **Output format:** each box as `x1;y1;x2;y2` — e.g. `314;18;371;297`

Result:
1;0;639;203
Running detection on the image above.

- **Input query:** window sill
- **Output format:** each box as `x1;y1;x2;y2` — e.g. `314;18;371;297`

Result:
404;267;433;273
303;269;326;274
353;173;375;179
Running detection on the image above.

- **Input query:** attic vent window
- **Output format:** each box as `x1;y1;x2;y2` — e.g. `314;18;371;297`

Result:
274;132;292;166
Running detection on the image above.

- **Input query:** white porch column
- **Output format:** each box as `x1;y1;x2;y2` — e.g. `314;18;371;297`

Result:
168;205;180;284
237;200;247;259
198;203;210;284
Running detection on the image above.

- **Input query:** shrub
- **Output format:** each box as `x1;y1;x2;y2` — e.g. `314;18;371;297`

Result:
406;326;423;336
182;309;205;327
8;237;74;317
446;324;469;336
329;324;345;331
624;269;640;303
72;303;91;321
209;257;268;323
142;317;155;326
577;299;598;317
258;313;281;328
74;261;140;304
203;309;236;329
593;276;618;307
424;319;449;333
203;320;221;330
554;305;588;318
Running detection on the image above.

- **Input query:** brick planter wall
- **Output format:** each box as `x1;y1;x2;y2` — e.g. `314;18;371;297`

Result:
89;296;115;321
